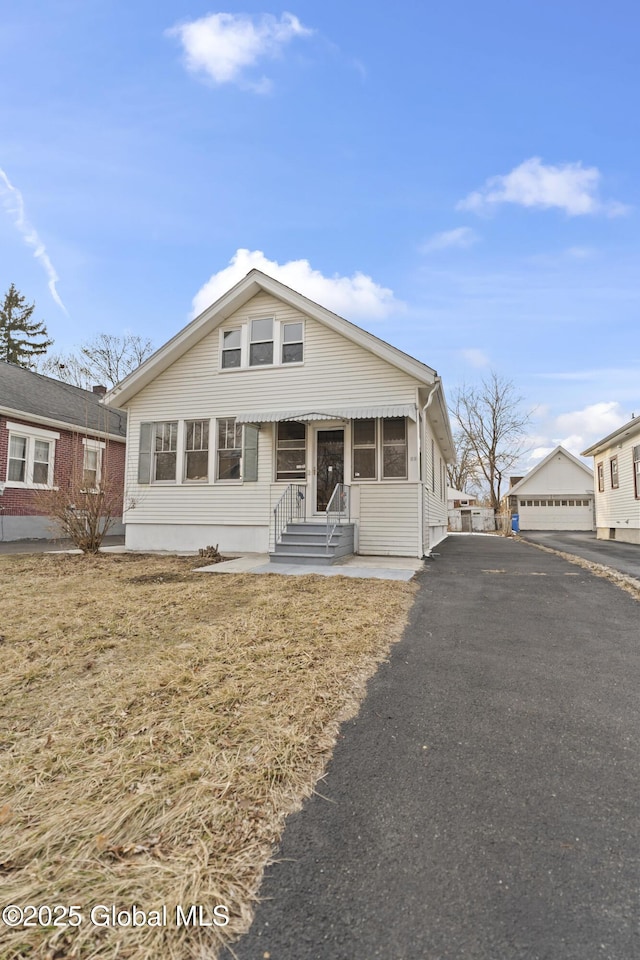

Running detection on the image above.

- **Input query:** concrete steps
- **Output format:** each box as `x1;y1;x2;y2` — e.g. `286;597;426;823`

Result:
270;522;355;566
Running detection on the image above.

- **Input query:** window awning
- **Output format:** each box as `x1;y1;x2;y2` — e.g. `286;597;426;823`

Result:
235;404;417;425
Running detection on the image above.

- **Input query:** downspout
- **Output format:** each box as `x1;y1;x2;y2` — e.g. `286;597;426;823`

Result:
421;379;441;558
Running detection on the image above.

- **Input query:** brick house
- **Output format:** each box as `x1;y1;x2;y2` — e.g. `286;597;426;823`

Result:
0;361;127;541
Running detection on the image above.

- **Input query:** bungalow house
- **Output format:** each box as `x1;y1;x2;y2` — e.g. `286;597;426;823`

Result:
104;270;455;561
582;414;640;543
0;361;127;540
501;445;595;531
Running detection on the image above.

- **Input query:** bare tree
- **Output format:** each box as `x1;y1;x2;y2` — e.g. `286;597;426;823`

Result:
447;431;482;495
41;333;153;389
451;371;531;511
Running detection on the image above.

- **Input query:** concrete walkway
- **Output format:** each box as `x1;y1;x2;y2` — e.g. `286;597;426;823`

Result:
198;553;424;581
0;534;125;555
223;535;640;960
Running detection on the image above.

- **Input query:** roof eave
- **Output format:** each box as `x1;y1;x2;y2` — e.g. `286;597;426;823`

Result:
581;415;640;457
503;445;593;498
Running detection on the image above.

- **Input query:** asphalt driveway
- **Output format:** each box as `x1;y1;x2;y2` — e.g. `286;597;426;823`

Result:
519;530;640;580
223;535;640;960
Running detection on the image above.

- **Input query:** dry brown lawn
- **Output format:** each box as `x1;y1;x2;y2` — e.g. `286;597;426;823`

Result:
0;552;417;959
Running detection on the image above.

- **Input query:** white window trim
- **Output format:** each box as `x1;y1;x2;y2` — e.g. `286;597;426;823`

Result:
81;437;106;492
219;317;305;372
151;420;180;485
215;417;243;483
5;422;59;489
183;418;211;484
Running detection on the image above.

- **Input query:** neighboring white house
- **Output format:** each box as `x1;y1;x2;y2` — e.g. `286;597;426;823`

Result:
502;445;595;531
104;269;455;560
582;414;640;544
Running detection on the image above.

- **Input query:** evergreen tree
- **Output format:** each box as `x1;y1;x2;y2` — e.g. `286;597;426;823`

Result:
0;283;53;368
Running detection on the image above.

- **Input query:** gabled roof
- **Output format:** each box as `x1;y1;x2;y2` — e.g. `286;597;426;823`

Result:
104;269;438;408
447;486;475;501
503;445;593;499
581;414;640;457
0;361;127;439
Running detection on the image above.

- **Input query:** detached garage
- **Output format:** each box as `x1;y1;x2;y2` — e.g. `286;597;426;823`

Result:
503;446;595;531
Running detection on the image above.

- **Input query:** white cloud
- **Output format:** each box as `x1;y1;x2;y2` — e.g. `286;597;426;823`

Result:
420;227;479;253
0;167;67;313
457;157;627;217
192;249;401;319
167;12;312;92
460;348;490;368
554;401;628;452
530;446;555;462
526;402;628;463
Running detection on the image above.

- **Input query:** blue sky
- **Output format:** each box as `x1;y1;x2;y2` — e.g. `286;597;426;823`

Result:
1;0;639;464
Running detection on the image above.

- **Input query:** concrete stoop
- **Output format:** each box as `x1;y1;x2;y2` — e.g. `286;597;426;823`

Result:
270;522;355;566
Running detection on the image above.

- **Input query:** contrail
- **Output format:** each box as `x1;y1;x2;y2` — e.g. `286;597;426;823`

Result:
0;166;68;314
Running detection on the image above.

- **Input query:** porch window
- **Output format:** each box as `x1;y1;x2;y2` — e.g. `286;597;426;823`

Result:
217;418;243;480
221;329;242;369
610;456;619;489
597;462;604;492
281;322;303;363
382;418;407;479
154;421;178;481
249;318;274;366
352;419;376;479
276;422;306;480
185;420;209;481
634;445;640;498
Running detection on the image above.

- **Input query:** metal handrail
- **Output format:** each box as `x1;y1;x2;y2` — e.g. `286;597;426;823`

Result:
273;483;306;546
326;483;350;552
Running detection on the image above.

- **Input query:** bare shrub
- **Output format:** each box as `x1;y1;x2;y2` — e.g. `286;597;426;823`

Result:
36;439;122;553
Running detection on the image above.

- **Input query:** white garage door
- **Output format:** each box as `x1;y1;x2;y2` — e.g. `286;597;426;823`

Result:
518;497;594;531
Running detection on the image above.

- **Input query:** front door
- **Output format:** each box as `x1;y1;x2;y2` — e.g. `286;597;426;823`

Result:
315;429;344;512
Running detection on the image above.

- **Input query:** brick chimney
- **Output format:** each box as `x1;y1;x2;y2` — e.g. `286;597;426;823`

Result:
92;385;107;396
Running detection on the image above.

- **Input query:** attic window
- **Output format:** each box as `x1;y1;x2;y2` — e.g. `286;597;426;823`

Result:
222;329;241;369
282;322;303;363
249;318;274;366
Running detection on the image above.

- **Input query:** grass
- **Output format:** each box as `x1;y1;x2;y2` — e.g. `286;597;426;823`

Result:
0;553;417;959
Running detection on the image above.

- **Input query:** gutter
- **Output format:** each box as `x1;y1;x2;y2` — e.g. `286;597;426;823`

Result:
420;380;441;558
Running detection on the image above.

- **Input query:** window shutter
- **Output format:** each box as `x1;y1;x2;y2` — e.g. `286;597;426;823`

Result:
138;422;153;484
243;424;259;482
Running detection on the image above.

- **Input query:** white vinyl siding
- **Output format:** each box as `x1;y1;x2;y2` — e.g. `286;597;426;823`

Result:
123;292;420;530
591;430;640;542
359;484;421;556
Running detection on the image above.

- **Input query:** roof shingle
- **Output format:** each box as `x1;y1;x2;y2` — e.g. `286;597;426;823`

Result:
0;361;127;438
